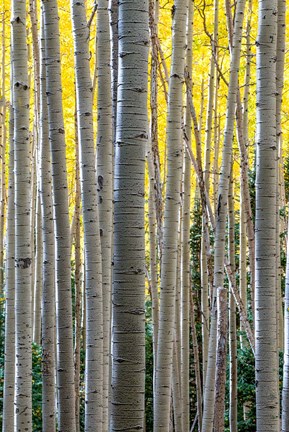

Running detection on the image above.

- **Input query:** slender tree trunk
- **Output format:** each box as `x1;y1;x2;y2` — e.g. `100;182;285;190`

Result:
73;125;82;432
71;1;104;429
109;0;118;140
0;11;6;301
12;0;33;430
2;102;15;432
96;2;113;428
149;0;163;254
147;140;159;374
42;1;76;429
190;293;202;432
39;12;56;430
282;207;289;432
154;1;188;429
111;0;149;429
276;0;286;353
213;286;227;432
228;172;237;432
33;194;42;344
255;1;279;431
201;1;245;430
182;2;193;430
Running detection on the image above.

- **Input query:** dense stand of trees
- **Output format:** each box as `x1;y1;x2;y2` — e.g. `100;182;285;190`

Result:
1;0;289;431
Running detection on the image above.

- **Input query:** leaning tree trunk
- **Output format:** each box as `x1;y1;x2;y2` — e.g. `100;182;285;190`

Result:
2;101;15;432
12;1;33;430
110;0;149;430
42;1;76;430
39;12;56;430
154;1;188;430
71;1;104;430
96;2;113;428
201;1;245;430
255;1;280;431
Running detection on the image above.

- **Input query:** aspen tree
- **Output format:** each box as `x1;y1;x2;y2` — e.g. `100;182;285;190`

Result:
71;1;104;429
109;0;118;138
149;0;163;253
147;140;159;367
96;2;113;427
42;1;76;429
201;0;218;388
73;123;82;432
39;13;56;430
255;1;279;430
281;6;289;417
33;196;42;344
239;0;252;350
228;171;237;432
154;1;188;430
282;205;289;432
190;292;202;432
201;1;245;430
0;11;6;301
111;0;149;429
182;1;193;430
12;0;33;430
2;103;15;432
276;0;285;352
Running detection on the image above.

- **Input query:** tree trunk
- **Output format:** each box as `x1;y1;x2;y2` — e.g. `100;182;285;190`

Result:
12;0;33;430
96;2;113;428
182;2;193;430
73;122;82;432
111;0;149;429
39;11;56;430
228;172;237;432
33;194;42;344
71;1;104;429
42;1;76;429
154;1;188;429
201;1;245;430
2;101;15;432
255;1;279;430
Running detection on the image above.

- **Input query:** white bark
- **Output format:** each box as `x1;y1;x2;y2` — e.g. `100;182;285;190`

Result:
42;1;76;429
182;1;193;430
96;2;113;428
71;1;104;429
154;2;188;430
39;12;56;430
255;1;279;430
201;1;245;430
111;0;149;429
12;1;33;429
2;103;15;432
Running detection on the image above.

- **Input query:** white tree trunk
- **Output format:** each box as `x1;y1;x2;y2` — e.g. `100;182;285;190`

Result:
255;1;279;430
96;2;113;428
2;103;15;432
111;0;149;429
39;12;56;430
71;1;104;429
154;2;188;430
12;0;33;429
201;1;245;430
42;1;76;429
182;1;193;430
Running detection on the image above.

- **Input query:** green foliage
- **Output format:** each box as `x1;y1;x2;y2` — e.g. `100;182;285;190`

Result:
32;344;42;431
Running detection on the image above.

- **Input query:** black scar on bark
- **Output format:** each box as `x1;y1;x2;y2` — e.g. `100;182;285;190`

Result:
16;258;32;269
